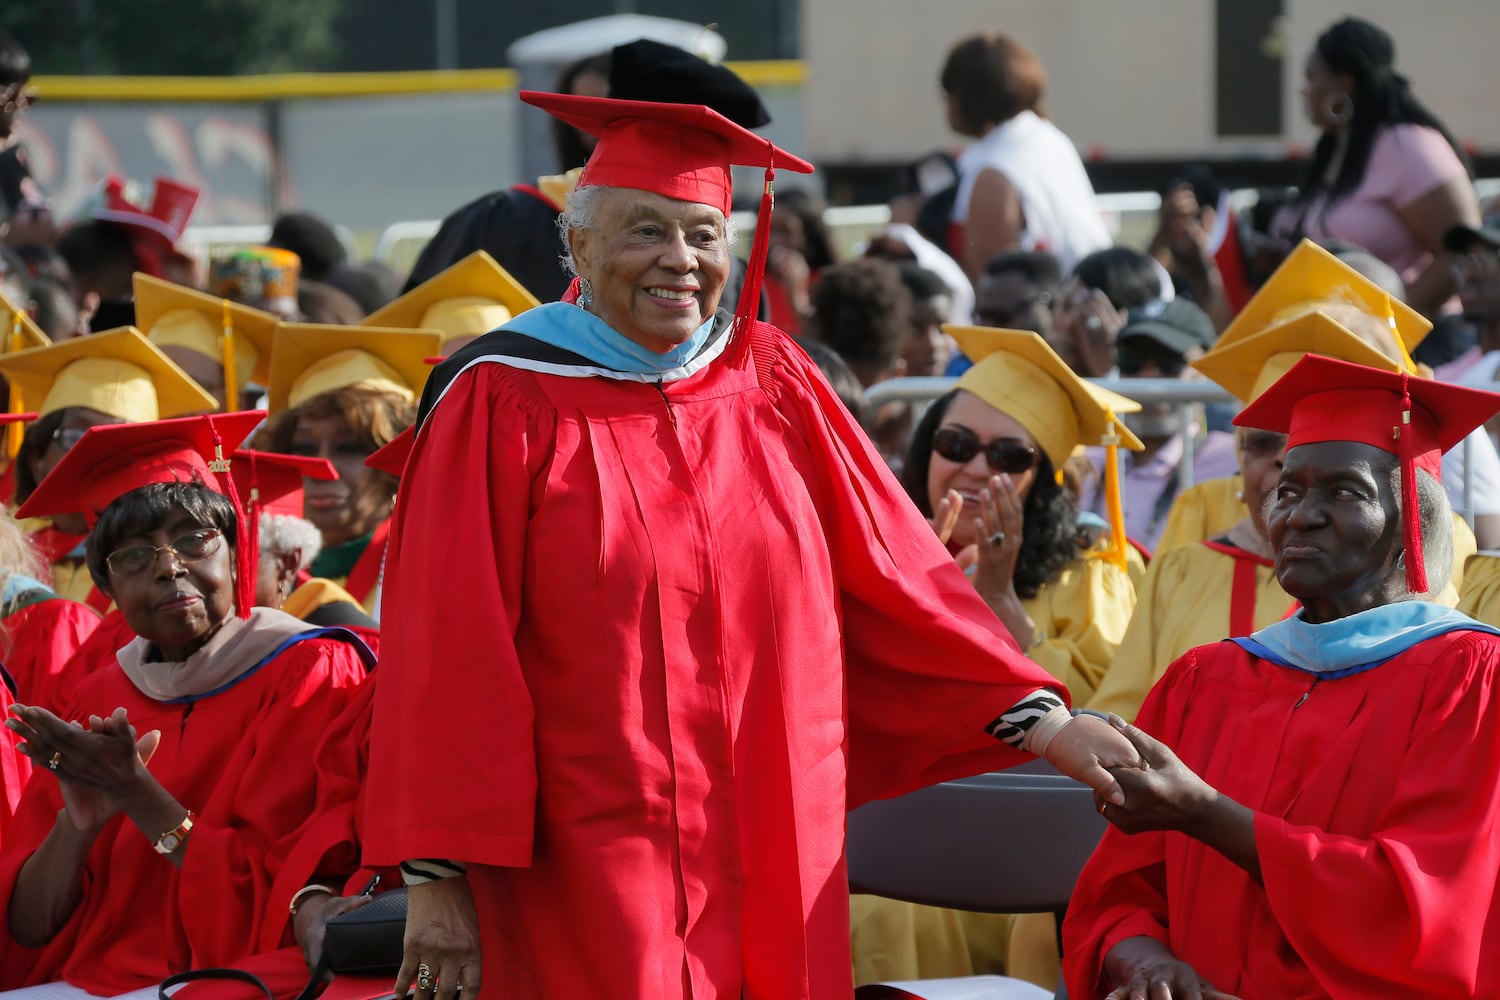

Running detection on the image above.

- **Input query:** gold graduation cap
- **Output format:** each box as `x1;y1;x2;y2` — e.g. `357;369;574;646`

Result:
1192;311;1407;404
1216;239;1430;362
0;289;52;456
133;273;280;404
266;324;442;414
945;325;1144;569
946;326;1144;466
360;251;541;347
0;327;219;423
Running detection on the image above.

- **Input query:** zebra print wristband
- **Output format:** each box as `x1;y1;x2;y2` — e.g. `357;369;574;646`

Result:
400;858;467;886
986;689;1067;749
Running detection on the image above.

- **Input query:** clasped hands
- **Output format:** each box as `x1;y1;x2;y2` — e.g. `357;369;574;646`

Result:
6;703;161;831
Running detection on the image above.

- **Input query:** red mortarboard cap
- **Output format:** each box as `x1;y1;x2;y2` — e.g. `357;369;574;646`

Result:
230;450;336;520
365;424;415;479
521;91;814;339
1235;355;1500;592
16;411;266;617
519;92;811;217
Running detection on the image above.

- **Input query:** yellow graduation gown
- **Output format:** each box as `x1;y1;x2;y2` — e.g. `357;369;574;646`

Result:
1086;542;1292;723
1458;553;1500;625
1020;554;1138;703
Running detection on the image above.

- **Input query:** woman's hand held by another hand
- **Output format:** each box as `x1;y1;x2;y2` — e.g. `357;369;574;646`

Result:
1039;712;1142;806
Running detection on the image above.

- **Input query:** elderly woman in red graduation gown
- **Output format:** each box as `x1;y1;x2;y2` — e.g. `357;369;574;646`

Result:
366;93;1144;1000
0;414;371;998
1062;356;1500;1000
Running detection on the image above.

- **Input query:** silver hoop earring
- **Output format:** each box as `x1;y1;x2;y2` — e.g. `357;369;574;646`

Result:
578;276;594;307
1326;93;1354;127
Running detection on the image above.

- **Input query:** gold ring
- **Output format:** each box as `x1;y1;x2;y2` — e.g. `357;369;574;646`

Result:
48;751;61;770
417;964;434;991
1097;800;1108;815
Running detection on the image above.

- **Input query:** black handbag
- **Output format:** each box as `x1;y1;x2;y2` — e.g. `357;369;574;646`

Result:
323;887;409;974
158;889;410;1000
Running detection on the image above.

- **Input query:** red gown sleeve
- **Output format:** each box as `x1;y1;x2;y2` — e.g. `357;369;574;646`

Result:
362;369;554;870
1254;633;1500;998
762;331;1067;807
4;599;102;711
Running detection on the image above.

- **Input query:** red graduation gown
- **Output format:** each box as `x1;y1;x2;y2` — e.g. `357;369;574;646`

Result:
364;322;1062;1000
1062;631;1500;999
0;634;369;994
3;598;102;711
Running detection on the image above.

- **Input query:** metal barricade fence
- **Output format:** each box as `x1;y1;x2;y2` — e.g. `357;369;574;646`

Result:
864;375;1480;528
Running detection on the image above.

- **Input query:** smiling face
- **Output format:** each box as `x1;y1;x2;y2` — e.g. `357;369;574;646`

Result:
568;187;732;354
289;411;395;546
104;508;235;660
926;389;1040;548
1266;440;1406;621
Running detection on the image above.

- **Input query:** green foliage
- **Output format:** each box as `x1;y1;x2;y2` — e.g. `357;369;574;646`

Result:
2;0;345;75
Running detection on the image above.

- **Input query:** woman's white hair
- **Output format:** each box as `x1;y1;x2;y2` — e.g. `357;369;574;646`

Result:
259;513;322;572
555;185;739;278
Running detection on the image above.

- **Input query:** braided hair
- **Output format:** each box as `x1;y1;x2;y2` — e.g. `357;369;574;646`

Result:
1301;18;1470;209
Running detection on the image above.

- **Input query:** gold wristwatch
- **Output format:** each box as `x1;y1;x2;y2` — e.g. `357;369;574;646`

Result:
153;812;194;855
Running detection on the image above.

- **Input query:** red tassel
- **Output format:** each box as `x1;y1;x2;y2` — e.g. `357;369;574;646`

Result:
732;147;776;337
209;424;256;619
1397;375;1428;593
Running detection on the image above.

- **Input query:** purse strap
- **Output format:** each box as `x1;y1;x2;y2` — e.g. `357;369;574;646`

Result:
159;968;281;1000
158;956;330;1000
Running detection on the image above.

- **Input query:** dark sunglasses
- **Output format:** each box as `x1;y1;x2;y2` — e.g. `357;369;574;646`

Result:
932;426;1038;474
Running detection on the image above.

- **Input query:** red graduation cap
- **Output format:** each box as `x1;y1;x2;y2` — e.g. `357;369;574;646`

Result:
16;411;266;618
230;450;336;519
520;91;815;336
365;424;415;479
1235;354;1500;593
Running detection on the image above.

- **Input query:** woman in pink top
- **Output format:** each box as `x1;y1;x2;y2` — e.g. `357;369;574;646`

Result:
1276;17;1480;315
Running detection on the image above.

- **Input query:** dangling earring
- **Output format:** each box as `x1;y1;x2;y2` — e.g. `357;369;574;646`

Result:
1396;551;1407;570
1326;93;1354;127
578;276;594;307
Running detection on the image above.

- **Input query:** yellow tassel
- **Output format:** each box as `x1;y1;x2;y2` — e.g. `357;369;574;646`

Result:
6;314;24;458
220;298;238;412
1101;409;1128;571
1386;292;1416;374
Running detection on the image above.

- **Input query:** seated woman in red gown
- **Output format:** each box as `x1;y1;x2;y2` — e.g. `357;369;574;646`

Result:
0;413;371;999
1062;356;1500;1000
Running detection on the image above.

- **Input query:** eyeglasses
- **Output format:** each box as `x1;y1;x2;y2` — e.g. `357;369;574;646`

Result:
932;426;1038;474
1116;340;1188;378
106;528;223;578
49;426;88;453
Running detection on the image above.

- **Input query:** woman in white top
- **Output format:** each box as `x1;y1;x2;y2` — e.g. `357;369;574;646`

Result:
942;31;1110;280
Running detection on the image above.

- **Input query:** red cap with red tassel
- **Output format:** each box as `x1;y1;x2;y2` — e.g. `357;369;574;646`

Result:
14;412;266;615
1235;355;1500;592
